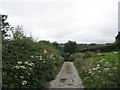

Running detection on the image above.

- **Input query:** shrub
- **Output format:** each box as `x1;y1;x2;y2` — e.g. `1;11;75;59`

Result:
2;38;64;88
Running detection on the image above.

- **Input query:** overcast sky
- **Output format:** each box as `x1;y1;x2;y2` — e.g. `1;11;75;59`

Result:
0;0;119;44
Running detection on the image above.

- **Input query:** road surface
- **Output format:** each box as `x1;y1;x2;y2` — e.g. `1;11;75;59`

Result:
49;62;84;89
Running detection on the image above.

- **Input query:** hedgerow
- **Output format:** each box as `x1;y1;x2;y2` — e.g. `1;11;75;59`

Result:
2;38;64;88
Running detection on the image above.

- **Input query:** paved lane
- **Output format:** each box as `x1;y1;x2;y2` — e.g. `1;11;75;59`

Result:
49;62;84;89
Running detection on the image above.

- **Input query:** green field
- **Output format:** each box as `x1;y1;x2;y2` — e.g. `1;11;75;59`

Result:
73;51;119;88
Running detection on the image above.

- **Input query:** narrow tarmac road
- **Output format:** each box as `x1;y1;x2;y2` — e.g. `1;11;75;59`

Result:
49;62;84;89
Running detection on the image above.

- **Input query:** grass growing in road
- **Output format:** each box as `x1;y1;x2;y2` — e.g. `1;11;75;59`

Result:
73;51;119;88
66;65;72;74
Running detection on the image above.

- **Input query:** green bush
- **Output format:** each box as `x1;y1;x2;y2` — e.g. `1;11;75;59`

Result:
62;53;70;61
83;52;94;59
2;38;64;88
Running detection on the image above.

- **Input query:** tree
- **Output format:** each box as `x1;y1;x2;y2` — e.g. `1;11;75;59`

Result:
52;41;59;48
12;25;25;40
64;40;78;55
0;14;13;40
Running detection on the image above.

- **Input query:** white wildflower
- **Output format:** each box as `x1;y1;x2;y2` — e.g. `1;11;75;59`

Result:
113;52;118;54
31;63;34;66
24;61;29;64
88;69;92;74
92;68;98;71
92;68;96;71
20;76;24;79
89;69;91;71
39;55;43;60
100;59;105;63
106;62;109;64
104;68;109;72
28;73;30;75
31;56;34;58
101;59;105;60
98;70;101;73
114;67;117;70
29;68;32;70
43;61;45;63
17;61;22;64
14;65;20;69
96;76;99;78
24;62;34;66
96;67;100;69
85;77;88;79
103;82;105;84
22;80;27;85
27;62;34;66
60;56;63;59
97;64;100;67
53;57;55;60
20;66;26;69
44;49;48;53
50;53;54;58
109;73;112;76
35;56;39;58
89;71;92;74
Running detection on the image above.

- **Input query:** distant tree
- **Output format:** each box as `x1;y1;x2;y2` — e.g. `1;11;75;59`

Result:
52;41;59;48
89;43;97;46
64;41;77;55
38;40;51;45
12;25;25;40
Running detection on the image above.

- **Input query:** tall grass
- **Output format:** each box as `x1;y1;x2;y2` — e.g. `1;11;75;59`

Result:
73;51;119;88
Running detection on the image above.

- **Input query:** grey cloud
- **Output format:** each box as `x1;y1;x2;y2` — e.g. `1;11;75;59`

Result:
0;0;119;43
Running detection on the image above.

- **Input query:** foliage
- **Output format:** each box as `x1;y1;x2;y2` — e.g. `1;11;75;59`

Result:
62;53;70;61
2;14;64;88
1;16;64;88
0;14;13;40
74;52;119;88
77;44;106;52
52;41;59;48
116;31;120;41
81;43;117;53
2;37;64;88
79;33;119;53
64;41;77;55
12;25;25;40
